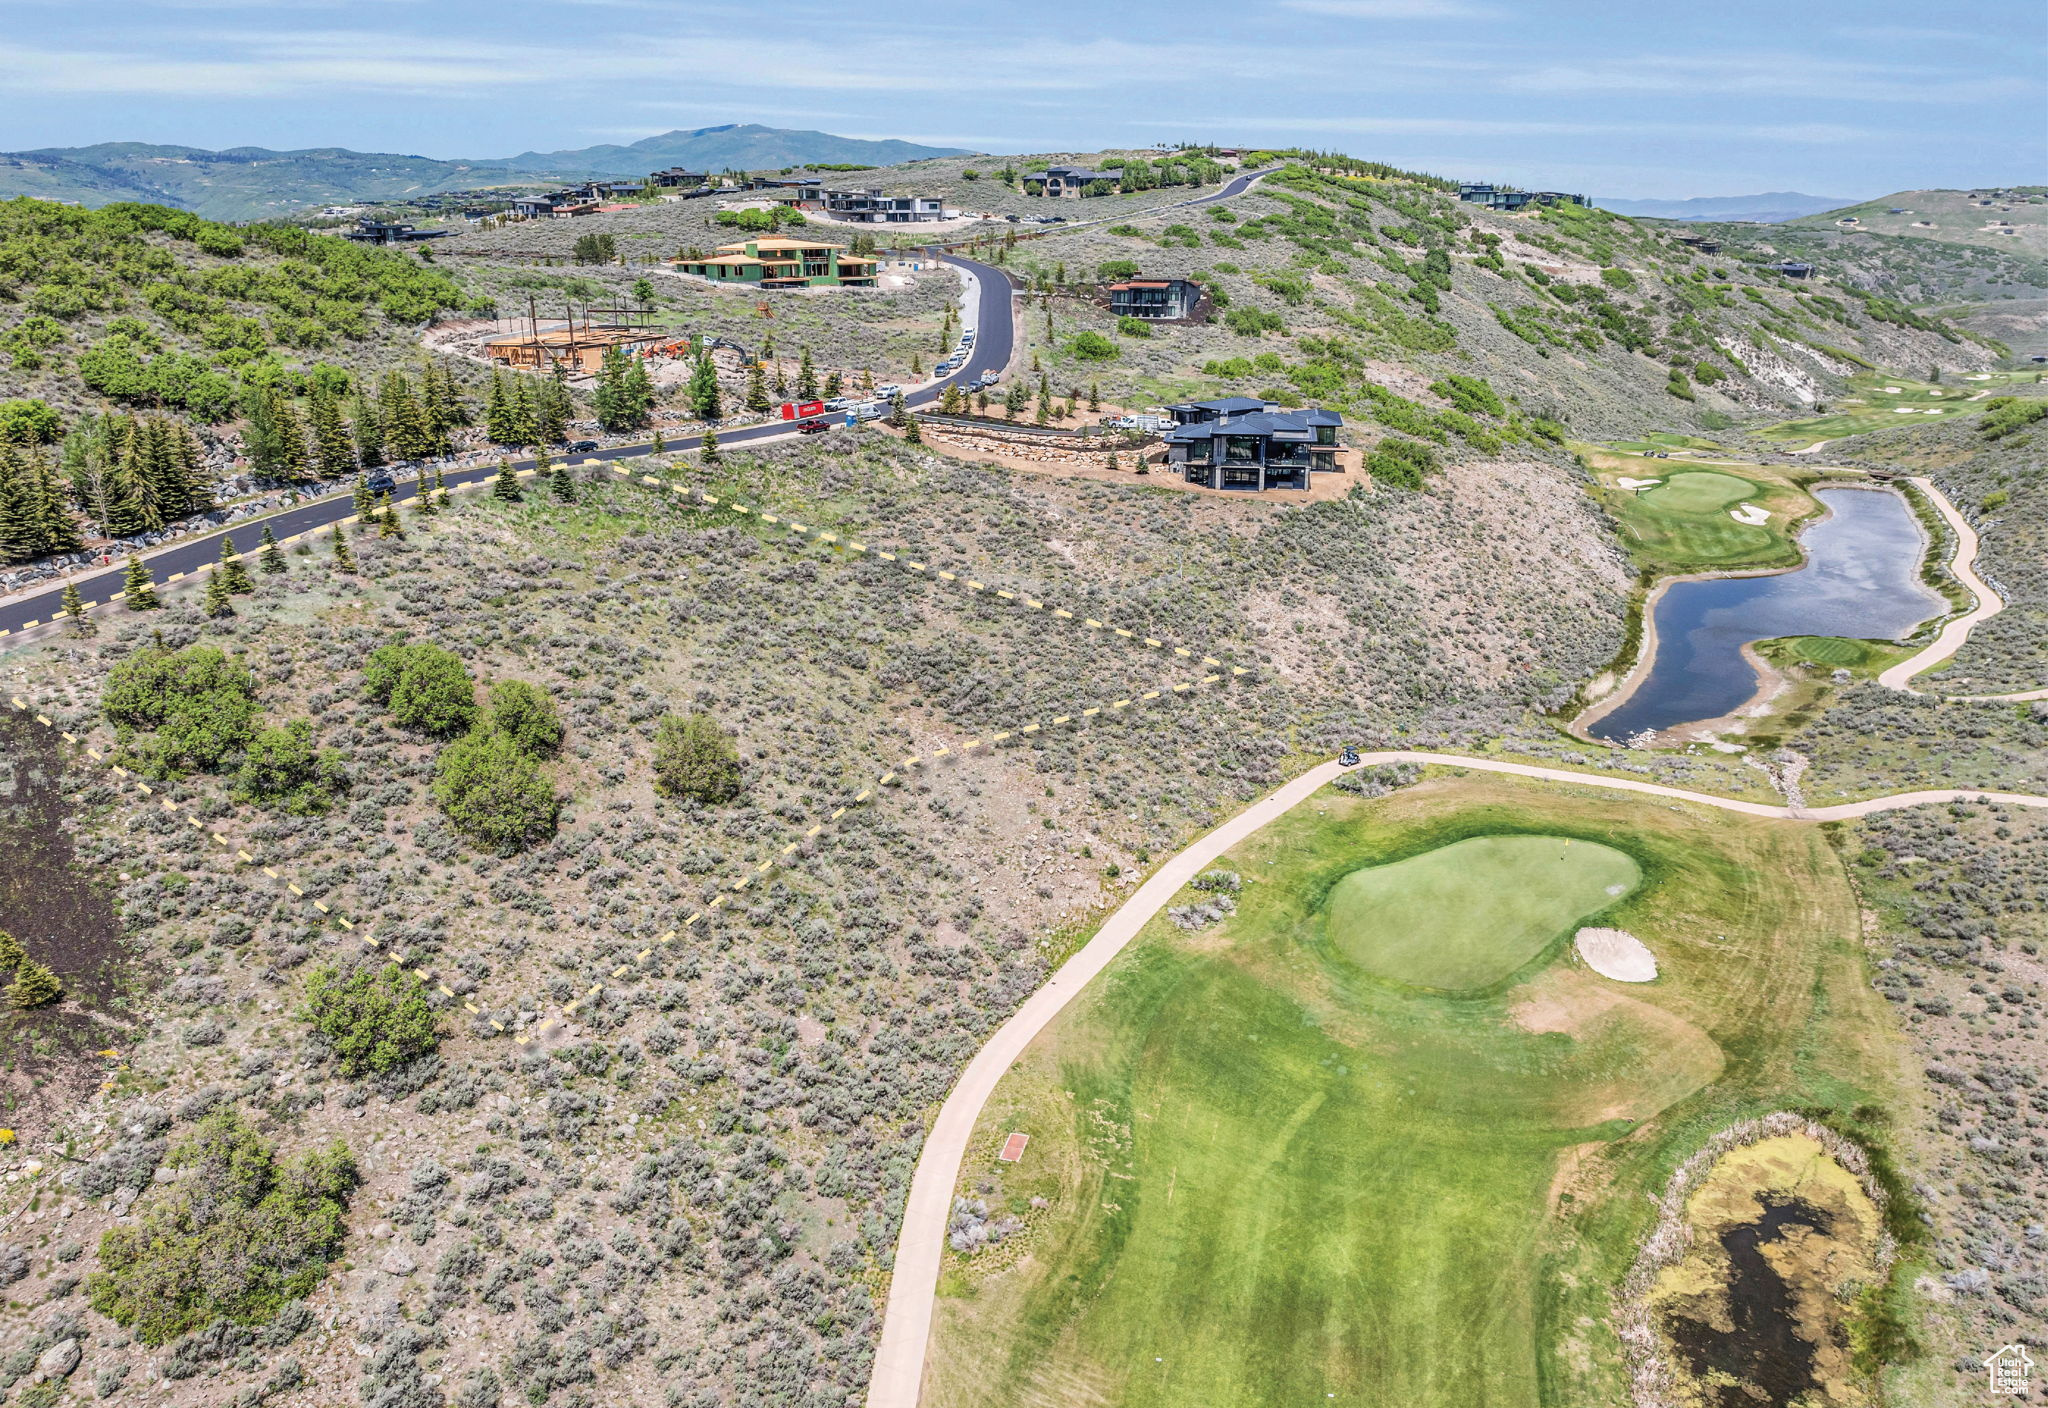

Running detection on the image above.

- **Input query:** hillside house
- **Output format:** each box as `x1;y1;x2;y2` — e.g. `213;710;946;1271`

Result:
484;325;666;375
1162;399;1344;491
807;189;948;222
1023;165;1109;198
668;237;879;288
340;218;450;245
1457;183;1587;212
1763;260;1815;279
651;168;711;188
1106;277;1200;320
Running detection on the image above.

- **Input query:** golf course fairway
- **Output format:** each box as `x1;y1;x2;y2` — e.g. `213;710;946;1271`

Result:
924;773;1907;1408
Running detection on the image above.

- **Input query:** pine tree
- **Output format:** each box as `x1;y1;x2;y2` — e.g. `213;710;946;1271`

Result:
381;373;437;461
824;369;844;398
432;466;449;509
744;362;771;414
31;455;81;556
6;958;60;1010
0;446;31;565
351;392;386;468
202;567;234;618
121;556;159;610
796;347;818;400
353;475;374;521
700;423;720;462
61;581;92;636
259;523;287;573
535;370;573;446
1107;450;1122;472
509;378;539;446
377;497;403;539
331;524;357;573
493;459;522;502
218;536;254;593
902;412;923;445
1089;382;1102;411
552;465;577;502
485;370;520;445
650;427;665;453
688;352;723;421
941;384;964;415
308;389;357;481
271;391;312;484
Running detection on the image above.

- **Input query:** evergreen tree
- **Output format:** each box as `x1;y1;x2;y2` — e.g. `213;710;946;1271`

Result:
940;384;964;415
534;372;570;445
552;465;576;502
353;475;374;521
650;427;665;453
351;392;386;468
377;497;403;539
824;369;844;398
744;363;771;414
202;568;234;618
6;958;60;1010
218;536;254;593
259;523;287;574
432;466;449;509
902;412;923;445
492;459;522;502
308;389;356;481
121;556;159;610
1089;382;1102;411
509;379;539;446
239;384;285;478
688;351;723;421
700;423;720;462
0;445;32;564
796;347;818;400
32;454;82;555
62;581;92;636
271;391;312;484
380;373;438;461
485;370;520;445
331;524;357;573
1107;450;1122;472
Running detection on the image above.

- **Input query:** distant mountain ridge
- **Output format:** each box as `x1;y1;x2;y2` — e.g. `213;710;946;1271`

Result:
1595;192;1859;223
0;124;972;221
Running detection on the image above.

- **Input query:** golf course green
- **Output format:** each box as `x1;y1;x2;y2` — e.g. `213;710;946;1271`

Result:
1326;833;1639;991
1580;452;1824;575
927;774;1905;1408
1636;470;1756;516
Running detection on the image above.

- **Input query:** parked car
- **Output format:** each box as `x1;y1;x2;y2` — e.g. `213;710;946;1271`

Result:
823;396;855;411
796;418;831;435
873;383;903;399
976;372;1000;389
568;440;599;453
850;402;887;422
363;470;397;497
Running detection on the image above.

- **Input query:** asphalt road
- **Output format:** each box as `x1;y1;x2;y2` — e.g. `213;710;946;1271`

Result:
0;251;1017;638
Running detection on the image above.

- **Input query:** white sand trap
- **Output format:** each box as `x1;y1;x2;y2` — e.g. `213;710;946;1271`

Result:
1729;503;1770;525
1921;408;1944;414
1892;407;1918;413
1966;374;1991;381
1575;927;1658;982
1882;387;1902;393
1616;476;1662;490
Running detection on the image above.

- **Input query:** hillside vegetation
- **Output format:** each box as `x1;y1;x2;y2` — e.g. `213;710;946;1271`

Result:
1789;186;2048;258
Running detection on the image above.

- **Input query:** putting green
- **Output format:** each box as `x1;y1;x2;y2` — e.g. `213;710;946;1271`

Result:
1326;834;1640;990
1788;635;1872;667
1637;471;1757;515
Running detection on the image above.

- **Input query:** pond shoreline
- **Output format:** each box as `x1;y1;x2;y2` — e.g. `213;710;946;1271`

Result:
1568;481;1939;747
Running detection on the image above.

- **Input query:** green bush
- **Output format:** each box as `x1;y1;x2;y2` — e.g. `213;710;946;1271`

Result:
1116;316;1154;338
363;641;476;735
302;963;441;1076
431;727;558;851
1068;331;1119;362
1097;259;1140;281
1366;437;1439;490
0;398;62;445
231;719;347;814
653;712;743;805
485;679;563;756
1428;374;1506;418
87;1110;356;1345
1980;396;2048;440
1223;307;1284;337
101;645;260;776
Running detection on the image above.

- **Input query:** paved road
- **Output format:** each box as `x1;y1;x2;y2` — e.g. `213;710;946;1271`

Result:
862;748;2048;1408
1876;475;2048;702
0;253;1017;640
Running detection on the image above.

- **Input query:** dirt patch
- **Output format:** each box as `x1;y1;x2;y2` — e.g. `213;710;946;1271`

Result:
0;711;136;1138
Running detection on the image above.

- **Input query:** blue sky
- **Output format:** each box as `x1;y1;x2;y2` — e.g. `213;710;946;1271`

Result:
3;0;2041;198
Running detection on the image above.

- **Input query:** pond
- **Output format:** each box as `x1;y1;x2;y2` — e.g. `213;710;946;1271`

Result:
1589;487;1943;742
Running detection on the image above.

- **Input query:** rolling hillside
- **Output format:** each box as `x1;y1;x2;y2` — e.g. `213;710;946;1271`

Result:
0;126;972;221
1790;186;2048;257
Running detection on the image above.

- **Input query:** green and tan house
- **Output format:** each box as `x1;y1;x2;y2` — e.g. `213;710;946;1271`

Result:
668;237;880;289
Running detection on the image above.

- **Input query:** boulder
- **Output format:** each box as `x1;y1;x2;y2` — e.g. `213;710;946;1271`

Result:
36;1338;80;1380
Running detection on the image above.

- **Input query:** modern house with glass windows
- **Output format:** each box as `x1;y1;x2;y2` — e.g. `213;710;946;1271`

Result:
1162;398;1344;491
667;238;879;288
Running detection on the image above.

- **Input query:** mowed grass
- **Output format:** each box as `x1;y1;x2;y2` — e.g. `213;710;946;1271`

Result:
1756;370;2041;445
1326;834;1638;991
926;774;1903;1408
1577;447;1823;574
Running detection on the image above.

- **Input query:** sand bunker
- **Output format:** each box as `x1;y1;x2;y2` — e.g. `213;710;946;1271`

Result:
1881;386;1902;393
1728;503;1770;525
1575;927;1658;982
1616;476;1662;490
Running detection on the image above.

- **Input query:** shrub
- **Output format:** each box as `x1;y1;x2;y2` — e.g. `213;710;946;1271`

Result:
87;1110;357;1346
363;641;476;735
1116;316;1153;338
302;964;442;1076
431;728;558;851
652;713;742;805
101;645;260;775
1428;374;1506;418
1097;260;1140;281
0;399;62;446
1366;436;1439;490
6;959;62;1010
1068;331;1119;362
485;679;563;757
1223;307;1285;337
232;720;347;814
1980;397;2048;440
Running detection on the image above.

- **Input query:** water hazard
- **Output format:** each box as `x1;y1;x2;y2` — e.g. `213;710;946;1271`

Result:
1590;487;1943;741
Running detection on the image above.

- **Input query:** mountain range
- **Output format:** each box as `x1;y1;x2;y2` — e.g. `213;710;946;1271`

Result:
1594;192;1859;223
0;124;972;221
